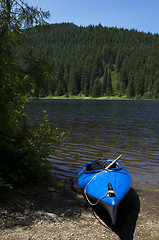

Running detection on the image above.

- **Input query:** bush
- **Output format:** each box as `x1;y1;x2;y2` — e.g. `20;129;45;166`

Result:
0;0;61;188
0;98;65;188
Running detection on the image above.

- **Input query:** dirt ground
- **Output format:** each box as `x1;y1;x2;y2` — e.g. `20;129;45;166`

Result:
0;177;158;240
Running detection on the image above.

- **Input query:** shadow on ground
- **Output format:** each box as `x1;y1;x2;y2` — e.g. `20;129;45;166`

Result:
0;178;84;230
92;187;140;240
0;178;140;240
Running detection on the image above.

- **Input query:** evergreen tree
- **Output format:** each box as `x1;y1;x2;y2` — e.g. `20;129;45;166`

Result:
57;62;65;82
116;54;122;72
68;65;78;95
56;81;65;96
75;64;82;93
92;77;101;97
134;72;145;97
102;68;108;96
121;67;129;92
89;64;98;96
127;78;135;98
152;77;159;99
84;74;89;97
25;55;55;98
107;72;113;96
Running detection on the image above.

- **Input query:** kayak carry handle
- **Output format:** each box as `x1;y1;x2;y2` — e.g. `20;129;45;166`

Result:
108;183;113;191
105;155;122;170
108;183;115;197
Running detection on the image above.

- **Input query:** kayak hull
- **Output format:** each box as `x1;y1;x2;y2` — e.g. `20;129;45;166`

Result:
78;160;132;225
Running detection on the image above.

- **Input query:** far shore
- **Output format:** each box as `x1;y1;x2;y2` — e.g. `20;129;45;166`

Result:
29;94;158;101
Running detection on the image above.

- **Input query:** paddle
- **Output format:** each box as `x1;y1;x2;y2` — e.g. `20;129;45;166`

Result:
105;155;122;170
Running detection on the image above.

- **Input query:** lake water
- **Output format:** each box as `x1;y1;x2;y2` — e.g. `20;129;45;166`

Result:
28;99;159;185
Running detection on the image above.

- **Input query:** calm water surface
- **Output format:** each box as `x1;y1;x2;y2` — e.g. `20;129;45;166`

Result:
28;100;159;185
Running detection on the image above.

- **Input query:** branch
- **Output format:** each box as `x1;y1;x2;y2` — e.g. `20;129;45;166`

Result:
14;0;50;26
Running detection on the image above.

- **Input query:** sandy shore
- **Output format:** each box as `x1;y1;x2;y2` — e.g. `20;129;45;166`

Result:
0;177;158;240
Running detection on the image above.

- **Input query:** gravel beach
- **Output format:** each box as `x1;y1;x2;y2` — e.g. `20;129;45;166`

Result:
0;178;158;240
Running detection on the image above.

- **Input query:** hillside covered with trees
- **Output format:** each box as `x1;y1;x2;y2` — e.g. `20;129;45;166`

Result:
18;23;159;99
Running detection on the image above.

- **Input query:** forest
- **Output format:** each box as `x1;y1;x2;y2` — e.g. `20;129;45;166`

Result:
18;23;159;99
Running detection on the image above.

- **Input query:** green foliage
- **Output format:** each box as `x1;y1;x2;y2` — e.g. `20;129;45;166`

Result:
0;1;63;188
1;105;64;187
92;77;101;97
25;54;56;98
18;23;159;99
107;72;113;96
127;78;135;98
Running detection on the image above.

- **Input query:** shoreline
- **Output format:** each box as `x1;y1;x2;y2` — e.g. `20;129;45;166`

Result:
39;95;130;101
28;94;159;101
0;178;158;240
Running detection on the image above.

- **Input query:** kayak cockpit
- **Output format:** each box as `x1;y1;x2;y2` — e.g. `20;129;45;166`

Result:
85;159;122;173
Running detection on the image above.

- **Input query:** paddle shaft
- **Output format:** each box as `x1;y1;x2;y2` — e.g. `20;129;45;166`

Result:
105;155;122;169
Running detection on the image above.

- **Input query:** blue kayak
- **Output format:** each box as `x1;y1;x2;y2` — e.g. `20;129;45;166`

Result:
78;157;132;225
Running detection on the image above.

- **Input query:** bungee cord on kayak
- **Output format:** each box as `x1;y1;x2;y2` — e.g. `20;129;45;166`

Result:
83;155;121;206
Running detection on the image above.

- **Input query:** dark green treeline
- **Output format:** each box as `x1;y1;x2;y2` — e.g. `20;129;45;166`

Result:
18;23;159;99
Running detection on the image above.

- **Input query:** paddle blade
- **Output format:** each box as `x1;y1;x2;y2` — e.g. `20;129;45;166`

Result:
105;155;122;169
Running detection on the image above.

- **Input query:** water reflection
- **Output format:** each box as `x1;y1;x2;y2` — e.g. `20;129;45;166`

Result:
28;99;159;185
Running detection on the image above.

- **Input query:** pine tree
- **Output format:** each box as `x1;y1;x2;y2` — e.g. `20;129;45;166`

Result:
68;65;78;95
25;55;55;98
107;71;113;96
92;77;101;97
116;54;122;72
134;72;144;97
127;78;135;98
89;64;98;96
56;81;65;96
84;74;89;97
120;67;129;93
152;77;159;99
102;68;108;96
